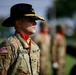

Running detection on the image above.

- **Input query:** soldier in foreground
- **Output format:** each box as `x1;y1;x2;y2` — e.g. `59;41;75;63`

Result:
33;21;51;75
52;25;66;75
0;3;44;75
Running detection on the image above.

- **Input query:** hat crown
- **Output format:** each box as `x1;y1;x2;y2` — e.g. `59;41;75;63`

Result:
10;3;35;17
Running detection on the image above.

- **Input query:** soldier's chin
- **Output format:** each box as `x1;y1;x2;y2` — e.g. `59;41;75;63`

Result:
32;31;36;34
30;30;36;34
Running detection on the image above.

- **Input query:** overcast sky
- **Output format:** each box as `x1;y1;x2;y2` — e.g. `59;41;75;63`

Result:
0;0;54;32
0;0;75;34
0;0;53;19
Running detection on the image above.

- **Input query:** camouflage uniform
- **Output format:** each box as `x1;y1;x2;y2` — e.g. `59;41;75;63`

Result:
33;33;51;75
0;32;40;75
52;33;66;75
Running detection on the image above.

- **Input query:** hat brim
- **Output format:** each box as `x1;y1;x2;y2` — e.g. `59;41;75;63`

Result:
2;17;14;27
24;14;44;21
2;14;44;27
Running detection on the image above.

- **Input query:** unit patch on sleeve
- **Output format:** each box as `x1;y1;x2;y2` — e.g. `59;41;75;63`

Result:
0;47;8;54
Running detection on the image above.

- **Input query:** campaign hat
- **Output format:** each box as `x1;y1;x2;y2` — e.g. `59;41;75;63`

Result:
2;3;44;27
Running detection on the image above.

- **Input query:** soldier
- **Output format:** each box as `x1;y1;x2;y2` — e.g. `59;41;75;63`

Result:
0;3;44;75
52;25;66;75
33;21;51;75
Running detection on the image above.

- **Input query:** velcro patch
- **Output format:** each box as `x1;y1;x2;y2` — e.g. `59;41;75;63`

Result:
0;47;8;54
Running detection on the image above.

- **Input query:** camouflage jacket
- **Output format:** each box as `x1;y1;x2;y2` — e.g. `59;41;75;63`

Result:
0;32;40;75
52;33;66;63
33;33;51;55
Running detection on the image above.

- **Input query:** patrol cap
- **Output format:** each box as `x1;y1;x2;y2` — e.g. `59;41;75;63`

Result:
2;3;44;27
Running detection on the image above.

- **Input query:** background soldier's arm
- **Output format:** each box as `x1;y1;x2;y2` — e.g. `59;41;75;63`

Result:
52;36;58;63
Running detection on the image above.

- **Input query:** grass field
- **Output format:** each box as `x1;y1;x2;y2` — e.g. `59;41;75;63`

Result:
50;54;76;75
65;55;76;75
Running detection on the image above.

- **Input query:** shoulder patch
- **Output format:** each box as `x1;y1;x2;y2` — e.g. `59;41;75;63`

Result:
0;47;8;54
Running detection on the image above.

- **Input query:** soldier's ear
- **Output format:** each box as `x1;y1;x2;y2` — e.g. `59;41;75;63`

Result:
15;20;21;28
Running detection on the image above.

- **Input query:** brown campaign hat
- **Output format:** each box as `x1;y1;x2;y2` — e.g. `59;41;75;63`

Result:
2;3;44;27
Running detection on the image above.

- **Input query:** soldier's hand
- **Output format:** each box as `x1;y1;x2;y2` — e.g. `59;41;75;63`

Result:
53;62;59;69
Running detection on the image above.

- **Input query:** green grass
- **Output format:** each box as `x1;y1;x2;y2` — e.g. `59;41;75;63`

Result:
50;54;76;75
65;55;76;75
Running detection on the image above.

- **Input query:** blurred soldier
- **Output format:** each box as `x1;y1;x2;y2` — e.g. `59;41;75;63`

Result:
33;21;51;75
0;3;44;75
52;25;66;75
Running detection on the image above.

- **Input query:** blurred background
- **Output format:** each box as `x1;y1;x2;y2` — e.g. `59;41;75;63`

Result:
0;0;76;75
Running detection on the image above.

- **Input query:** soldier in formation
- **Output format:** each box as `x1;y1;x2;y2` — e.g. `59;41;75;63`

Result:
0;3;44;75
33;21;51;75
52;25;66;75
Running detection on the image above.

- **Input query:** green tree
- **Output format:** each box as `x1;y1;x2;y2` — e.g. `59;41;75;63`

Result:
56;0;76;18
46;0;76;20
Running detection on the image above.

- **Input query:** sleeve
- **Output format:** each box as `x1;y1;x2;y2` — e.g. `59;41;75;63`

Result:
51;36;59;62
0;41;16;75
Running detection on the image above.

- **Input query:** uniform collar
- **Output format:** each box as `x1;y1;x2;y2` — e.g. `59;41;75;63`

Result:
41;31;47;35
19;32;31;42
15;32;30;49
17;31;31;46
15;32;40;53
58;33;64;37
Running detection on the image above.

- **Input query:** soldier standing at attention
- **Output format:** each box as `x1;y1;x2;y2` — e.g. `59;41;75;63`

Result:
0;3;44;75
33;21;51;75
52;25;66;75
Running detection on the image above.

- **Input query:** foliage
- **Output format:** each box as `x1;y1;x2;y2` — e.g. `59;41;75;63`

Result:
46;0;76;20
65;34;76;39
56;0;76;18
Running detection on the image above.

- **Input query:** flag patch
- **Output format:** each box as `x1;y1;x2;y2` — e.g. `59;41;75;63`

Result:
0;47;8;53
